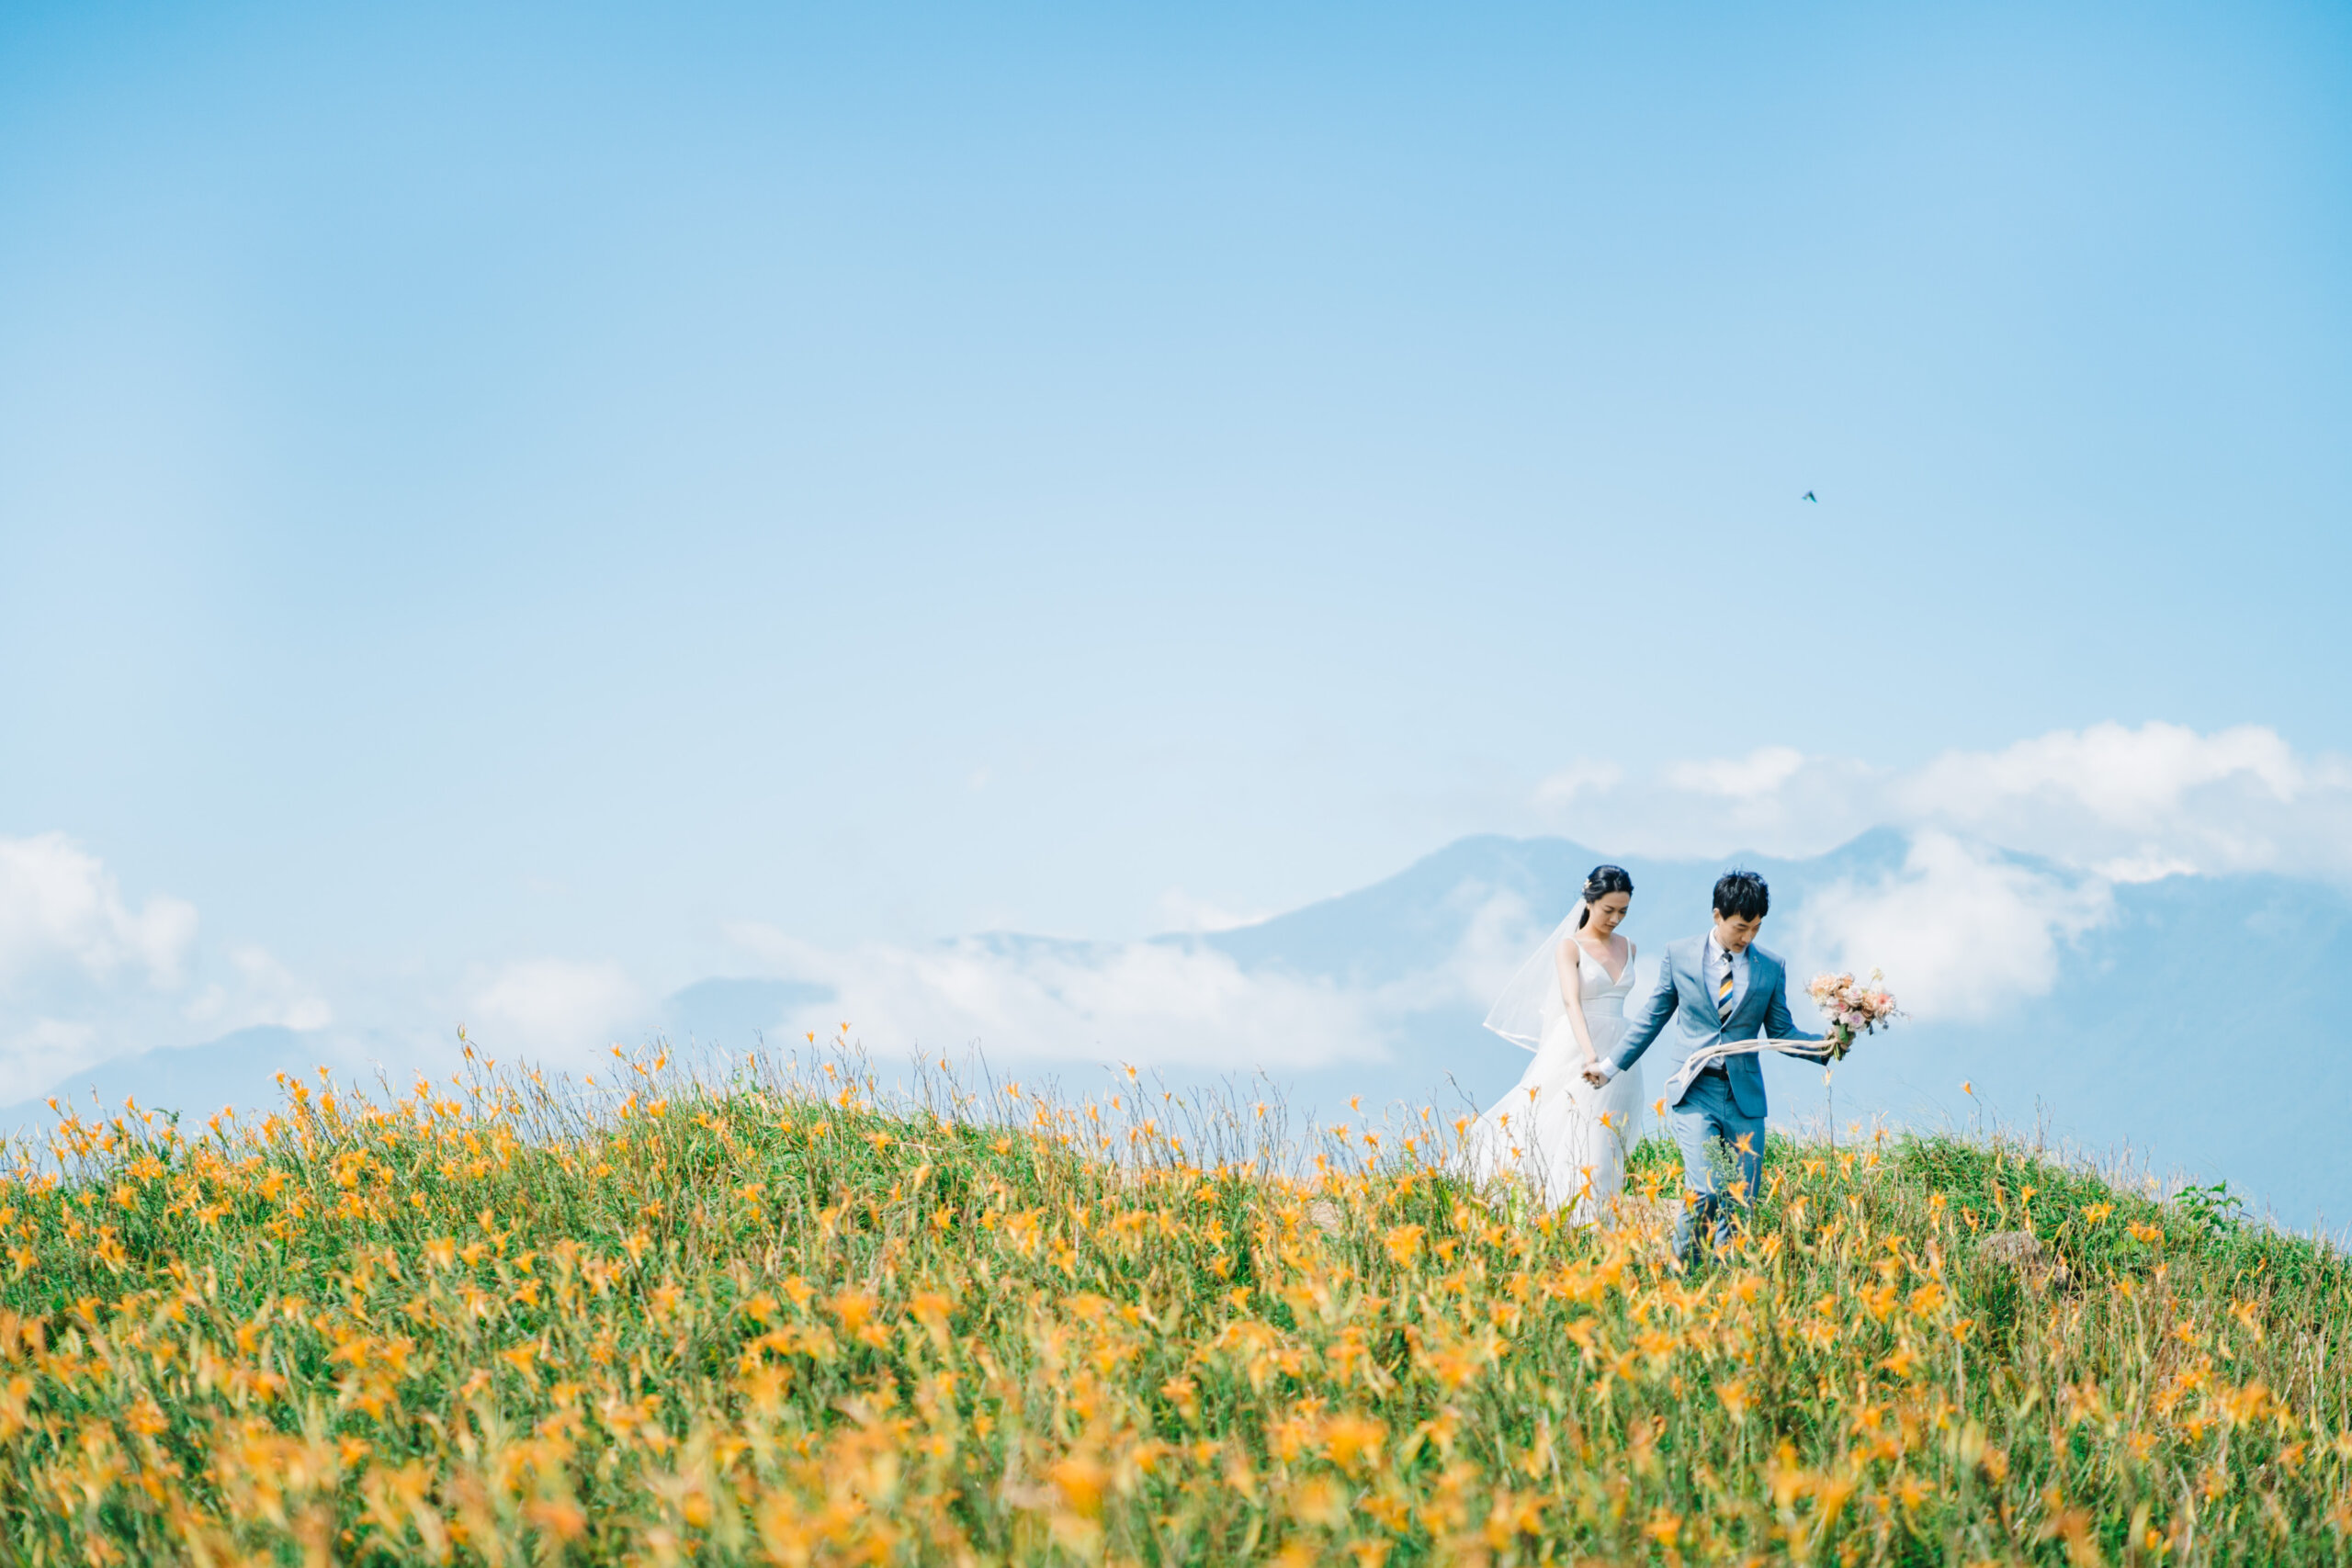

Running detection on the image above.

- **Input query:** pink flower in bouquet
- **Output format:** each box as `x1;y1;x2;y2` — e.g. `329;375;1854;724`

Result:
1810;967;1901;1059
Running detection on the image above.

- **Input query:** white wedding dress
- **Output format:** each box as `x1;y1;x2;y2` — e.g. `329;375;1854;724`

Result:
1464;940;1647;1222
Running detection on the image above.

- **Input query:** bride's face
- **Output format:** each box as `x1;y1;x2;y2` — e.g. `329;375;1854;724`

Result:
1587;892;1631;940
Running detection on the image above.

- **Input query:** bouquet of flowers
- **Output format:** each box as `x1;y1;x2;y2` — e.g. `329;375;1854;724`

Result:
1807;968;1900;1060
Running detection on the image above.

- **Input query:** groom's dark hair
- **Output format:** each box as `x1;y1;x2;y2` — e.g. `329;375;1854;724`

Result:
1713;869;1770;920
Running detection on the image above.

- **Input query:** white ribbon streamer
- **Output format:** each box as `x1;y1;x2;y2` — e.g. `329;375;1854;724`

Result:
1657;1035;1844;1107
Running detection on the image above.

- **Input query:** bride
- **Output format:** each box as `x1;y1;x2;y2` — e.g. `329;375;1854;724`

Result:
1463;864;1646;1221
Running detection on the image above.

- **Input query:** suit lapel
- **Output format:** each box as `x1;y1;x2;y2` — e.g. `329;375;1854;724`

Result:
1683;941;1713;1027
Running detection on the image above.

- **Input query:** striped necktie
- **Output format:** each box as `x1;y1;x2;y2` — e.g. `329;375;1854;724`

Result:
1716;950;1736;1021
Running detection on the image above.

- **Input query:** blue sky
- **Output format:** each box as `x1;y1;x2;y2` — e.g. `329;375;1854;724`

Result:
3;2;2349;1088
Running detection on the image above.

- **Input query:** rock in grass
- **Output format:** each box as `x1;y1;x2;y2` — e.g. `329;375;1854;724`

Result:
1980;1230;2043;1266
1980;1228;2072;1288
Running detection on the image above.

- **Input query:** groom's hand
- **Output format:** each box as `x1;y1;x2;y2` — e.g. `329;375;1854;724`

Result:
1580;1063;1611;1088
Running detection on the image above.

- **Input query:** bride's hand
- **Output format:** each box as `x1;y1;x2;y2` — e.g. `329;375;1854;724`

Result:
1579;1062;1610;1088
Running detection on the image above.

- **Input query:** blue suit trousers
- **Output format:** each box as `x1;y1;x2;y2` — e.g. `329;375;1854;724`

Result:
1669;1072;1765;1263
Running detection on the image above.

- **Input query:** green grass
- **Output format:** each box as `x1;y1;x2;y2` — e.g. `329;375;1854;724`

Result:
0;1052;2345;1565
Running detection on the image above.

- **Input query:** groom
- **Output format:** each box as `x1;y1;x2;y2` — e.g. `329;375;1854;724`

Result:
1581;870;1826;1266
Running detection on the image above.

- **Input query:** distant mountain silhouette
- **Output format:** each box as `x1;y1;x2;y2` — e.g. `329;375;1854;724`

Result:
1;1024;336;1134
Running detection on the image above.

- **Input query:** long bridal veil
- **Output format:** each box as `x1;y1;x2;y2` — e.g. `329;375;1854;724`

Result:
1481;905;1586;1052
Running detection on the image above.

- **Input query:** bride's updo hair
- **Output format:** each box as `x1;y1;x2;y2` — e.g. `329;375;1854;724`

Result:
1577;864;1634;929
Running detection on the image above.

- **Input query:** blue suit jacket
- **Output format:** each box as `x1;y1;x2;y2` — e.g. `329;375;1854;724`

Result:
1608;937;1824;1118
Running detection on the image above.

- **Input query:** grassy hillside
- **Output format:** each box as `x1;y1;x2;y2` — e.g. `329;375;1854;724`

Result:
1;1047;2346;1565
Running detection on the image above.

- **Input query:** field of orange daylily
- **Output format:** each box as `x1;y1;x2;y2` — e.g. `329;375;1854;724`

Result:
1;1039;2347;1565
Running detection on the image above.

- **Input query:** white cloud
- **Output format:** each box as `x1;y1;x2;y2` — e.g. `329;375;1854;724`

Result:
1448;889;1548;1009
1894;722;2352;877
467;959;645;1061
1532;722;2352;882
1535;760;1623;807
0;832;345;1102
726;912;1519;1073
1533;750;1883;860
1155;888;1272;933
2092;852;2199;886
0;832;197;993
1787;832;2111;1021
1666;746;1807;800
185;947;334;1032
0;1018;100;1105
1521;722;2352;1021
1901;722;2305;829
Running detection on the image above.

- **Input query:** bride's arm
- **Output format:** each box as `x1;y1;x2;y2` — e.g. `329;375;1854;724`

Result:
1590;946;1675;1084
1555;940;1599;1067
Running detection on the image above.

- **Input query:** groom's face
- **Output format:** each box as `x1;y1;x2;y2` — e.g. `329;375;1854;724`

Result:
1713;911;1763;953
